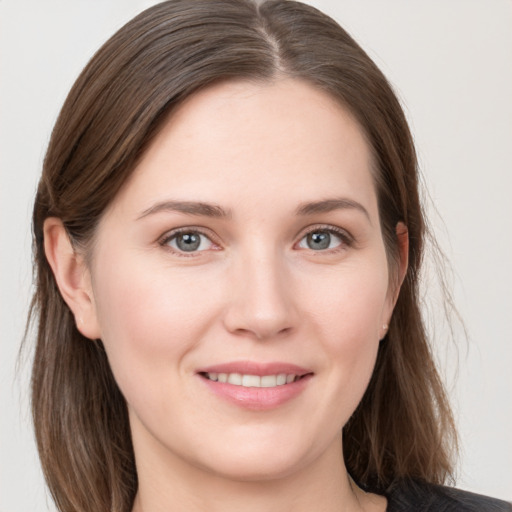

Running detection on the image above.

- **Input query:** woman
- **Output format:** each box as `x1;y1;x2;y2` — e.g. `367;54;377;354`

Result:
28;0;511;511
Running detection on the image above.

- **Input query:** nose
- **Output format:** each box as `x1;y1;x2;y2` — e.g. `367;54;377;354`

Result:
223;250;298;341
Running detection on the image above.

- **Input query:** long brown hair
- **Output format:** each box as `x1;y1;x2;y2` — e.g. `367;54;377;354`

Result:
28;0;457;510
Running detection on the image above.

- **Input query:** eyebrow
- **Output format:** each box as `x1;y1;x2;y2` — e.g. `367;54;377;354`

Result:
295;198;371;223
137;197;370;223
137;200;231;220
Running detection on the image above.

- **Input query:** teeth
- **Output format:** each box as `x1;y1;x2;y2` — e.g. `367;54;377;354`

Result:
206;372;299;388
227;373;242;385
242;374;260;387
261;375;276;387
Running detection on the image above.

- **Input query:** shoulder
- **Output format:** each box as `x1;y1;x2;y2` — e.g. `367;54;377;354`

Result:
384;479;512;512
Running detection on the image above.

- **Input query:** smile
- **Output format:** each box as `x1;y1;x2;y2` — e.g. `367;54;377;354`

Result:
197;362;313;410
201;372;301;387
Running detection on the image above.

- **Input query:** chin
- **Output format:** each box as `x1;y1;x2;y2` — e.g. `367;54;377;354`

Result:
201;452;308;483
189;429;329;483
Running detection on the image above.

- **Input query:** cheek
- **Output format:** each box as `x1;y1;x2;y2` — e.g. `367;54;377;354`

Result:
90;252;223;404
306;259;389;344
300;260;389;420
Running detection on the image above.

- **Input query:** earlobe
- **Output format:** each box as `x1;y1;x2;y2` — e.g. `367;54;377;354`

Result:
43;218;101;340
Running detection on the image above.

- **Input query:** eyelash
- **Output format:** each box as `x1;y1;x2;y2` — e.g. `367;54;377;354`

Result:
158;227;220;257
296;224;354;253
158;224;354;256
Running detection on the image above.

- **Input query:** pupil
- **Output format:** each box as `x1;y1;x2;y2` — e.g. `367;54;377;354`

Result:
177;233;200;252
308;231;330;250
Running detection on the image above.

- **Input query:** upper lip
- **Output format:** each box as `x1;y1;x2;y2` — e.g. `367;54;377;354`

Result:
196;361;312;377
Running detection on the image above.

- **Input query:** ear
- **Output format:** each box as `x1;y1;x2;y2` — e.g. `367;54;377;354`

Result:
43;218;101;340
381;222;409;338
394;221;409;297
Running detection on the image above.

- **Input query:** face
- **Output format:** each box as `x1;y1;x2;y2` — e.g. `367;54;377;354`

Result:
85;79;397;481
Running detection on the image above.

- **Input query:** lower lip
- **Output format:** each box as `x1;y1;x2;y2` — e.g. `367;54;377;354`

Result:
199;375;312;411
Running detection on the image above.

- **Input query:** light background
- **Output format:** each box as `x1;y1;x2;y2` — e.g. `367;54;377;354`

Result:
1;1;511;510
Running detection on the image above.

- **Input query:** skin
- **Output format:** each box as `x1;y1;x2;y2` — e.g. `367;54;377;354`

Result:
45;79;407;512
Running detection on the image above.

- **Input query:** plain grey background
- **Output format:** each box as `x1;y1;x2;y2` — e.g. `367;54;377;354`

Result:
1;1;511;510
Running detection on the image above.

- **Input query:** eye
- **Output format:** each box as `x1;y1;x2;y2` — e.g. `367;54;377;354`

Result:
297;228;347;251
162;230;216;253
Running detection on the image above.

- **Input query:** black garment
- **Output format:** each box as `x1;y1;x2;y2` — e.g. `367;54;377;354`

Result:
384;479;512;511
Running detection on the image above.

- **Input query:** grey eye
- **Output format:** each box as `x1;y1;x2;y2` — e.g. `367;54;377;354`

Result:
167;232;213;252
298;230;342;251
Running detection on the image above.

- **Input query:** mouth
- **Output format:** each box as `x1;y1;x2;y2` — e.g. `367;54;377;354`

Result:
196;362;313;410
199;372;307;388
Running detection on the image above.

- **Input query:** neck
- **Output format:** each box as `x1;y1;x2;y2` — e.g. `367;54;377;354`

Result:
131;434;385;512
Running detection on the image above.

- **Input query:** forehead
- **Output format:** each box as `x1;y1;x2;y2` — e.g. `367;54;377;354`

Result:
108;78;377;220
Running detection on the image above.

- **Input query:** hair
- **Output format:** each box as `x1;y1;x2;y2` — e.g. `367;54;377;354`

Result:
28;0;457;510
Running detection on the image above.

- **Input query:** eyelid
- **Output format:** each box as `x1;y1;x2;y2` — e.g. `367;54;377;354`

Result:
158;226;221;254
156;223;354;255
294;224;355;250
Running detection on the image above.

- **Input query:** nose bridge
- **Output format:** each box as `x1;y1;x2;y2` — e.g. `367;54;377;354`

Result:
224;243;297;339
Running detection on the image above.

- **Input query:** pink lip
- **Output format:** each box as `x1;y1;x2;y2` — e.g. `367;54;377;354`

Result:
196;361;313;411
197;361;311;376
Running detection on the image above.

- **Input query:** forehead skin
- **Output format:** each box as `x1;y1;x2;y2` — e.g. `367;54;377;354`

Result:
100;78;379;234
